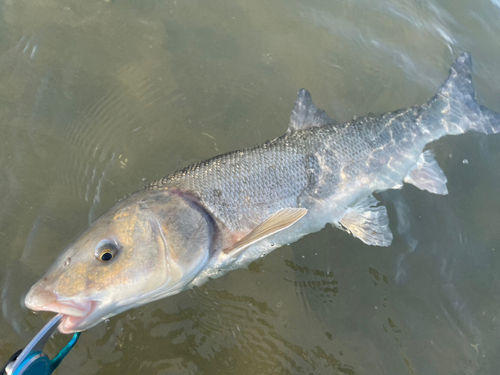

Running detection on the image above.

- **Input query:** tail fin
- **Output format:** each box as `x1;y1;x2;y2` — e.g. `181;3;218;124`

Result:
479;105;500;134
426;53;500;136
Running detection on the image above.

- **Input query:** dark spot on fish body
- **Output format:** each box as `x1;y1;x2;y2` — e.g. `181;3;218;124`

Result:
138;201;150;210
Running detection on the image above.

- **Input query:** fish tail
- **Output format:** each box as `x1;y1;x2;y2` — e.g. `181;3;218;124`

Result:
426;53;500;136
478;105;500;134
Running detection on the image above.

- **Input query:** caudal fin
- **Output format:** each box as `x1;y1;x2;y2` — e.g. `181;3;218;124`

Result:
479;105;500;134
427;53;500;136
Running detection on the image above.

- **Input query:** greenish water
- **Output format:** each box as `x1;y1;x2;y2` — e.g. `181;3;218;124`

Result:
1;0;500;374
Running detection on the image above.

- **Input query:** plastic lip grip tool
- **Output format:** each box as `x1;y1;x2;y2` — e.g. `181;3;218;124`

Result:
2;314;81;375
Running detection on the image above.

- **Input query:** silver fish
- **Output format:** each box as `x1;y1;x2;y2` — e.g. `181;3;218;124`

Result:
25;53;500;333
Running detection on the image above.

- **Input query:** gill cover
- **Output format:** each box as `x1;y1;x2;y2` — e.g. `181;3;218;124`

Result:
143;189;215;301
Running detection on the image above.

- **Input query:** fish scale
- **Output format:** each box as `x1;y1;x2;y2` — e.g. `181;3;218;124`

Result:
156;102;426;232
157;137;311;231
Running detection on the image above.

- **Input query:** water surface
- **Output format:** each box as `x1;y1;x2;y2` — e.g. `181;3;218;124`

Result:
0;0;500;374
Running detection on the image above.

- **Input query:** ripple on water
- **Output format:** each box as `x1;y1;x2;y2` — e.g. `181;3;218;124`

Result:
82;284;357;374
47;61;183;221
284;259;339;313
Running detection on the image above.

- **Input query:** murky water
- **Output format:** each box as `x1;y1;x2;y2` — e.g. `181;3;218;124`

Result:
0;0;499;374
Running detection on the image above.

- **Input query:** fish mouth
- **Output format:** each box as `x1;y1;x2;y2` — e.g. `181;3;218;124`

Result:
55;300;100;334
27;297;100;334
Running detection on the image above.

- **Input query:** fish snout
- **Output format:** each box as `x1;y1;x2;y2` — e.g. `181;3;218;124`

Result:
25;282;93;318
25;282;58;311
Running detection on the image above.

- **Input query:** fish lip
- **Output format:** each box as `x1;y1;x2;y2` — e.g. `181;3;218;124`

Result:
58;304;97;333
30;299;100;334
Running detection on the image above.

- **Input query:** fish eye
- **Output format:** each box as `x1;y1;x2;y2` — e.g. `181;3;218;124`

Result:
100;252;113;261
96;241;119;262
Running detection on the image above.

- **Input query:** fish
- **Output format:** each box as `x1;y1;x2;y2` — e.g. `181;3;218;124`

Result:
25;53;500;333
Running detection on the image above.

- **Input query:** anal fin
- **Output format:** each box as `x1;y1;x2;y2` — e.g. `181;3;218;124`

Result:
223;208;308;256
338;195;393;247
404;150;448;195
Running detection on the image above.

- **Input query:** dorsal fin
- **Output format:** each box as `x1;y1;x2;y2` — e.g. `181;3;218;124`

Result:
287;89;336;134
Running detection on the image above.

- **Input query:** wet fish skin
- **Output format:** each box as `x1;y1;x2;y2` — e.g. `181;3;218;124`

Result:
24;53;500;332
156;53;498;250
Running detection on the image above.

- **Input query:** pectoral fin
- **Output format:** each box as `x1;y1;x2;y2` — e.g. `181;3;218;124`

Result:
338;196;393;247
404;150;448;195
223;208;308;256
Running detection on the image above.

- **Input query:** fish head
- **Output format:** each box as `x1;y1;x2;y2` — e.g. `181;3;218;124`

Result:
25;189;213;333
